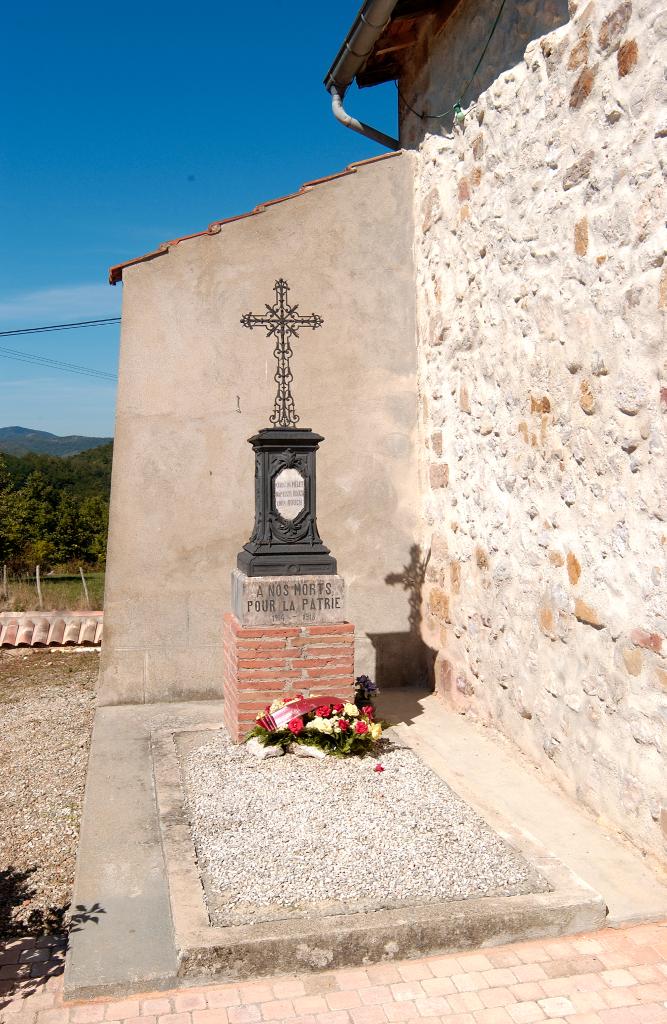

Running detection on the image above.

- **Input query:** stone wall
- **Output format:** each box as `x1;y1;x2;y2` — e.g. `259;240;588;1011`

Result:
99;153;422;705
412;0;667;859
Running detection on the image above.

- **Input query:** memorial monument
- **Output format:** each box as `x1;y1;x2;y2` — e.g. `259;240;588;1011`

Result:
223;279;354;741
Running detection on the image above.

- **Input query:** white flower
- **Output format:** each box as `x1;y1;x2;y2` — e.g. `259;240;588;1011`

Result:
343;703;359;717
306;716;333;734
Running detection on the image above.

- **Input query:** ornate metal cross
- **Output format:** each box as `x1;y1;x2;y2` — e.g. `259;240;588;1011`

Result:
240;278;324;428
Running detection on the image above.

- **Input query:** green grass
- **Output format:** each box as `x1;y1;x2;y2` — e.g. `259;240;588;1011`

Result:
0;573;105;612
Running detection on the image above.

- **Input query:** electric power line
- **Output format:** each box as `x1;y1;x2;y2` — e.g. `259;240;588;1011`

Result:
0;345;117;381
0;316;119;380
396;0;508;121
0;317;121;338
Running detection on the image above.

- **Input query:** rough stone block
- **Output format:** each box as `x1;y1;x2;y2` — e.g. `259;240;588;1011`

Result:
617;38;638;76
599;2;632;51
562;151;593;190
574;599;604;628
569;65;597;108
429;464;449;489
630;628;662;653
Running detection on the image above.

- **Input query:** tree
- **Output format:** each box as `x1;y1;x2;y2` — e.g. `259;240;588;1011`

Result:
0;447;111;571
78;496;109;565
0;458;25;567
0;453;12;494
53;494;84;564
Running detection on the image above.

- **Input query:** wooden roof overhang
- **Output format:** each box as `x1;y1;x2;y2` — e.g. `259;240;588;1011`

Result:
326;0;461;94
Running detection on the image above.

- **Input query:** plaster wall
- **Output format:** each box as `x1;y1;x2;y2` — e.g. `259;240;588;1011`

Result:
412;0;667;859
99;153;422;705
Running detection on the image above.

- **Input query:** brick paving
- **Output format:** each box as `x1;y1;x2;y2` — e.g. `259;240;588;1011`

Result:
1;923;667;1024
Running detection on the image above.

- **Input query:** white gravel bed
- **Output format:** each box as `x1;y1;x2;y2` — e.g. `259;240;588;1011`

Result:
182;730;549;925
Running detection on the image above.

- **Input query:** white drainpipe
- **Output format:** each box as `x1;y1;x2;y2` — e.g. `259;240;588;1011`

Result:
329;86;399;151
324;0;400;151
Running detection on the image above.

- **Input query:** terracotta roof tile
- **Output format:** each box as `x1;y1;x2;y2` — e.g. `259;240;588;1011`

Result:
1;621;18;647
64;620;83;645
80;618;98;645
300;169;355;188
47;618;66;646
0;612;103;648
109;150;403;284
16;620;35;647
32;619;50;647
207;210;257;233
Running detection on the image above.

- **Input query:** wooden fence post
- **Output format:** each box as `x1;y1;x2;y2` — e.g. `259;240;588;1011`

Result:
79;566;90;609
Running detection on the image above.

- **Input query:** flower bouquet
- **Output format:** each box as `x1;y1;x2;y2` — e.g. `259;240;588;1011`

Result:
246;683;383;758
354;674;379;714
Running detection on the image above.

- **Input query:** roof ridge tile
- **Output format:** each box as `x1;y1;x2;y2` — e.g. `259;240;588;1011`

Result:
347;150;402;170
301;168;355;189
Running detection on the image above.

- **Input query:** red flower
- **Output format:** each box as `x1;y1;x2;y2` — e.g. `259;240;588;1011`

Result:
374;764;385;773
332;702;345;713
288;717;304;735
338;718;350;731
362;705;374;719
316;704;332;718
354;721;369;735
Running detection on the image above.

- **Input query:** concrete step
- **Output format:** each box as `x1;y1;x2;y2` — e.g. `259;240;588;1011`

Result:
378;689;667;928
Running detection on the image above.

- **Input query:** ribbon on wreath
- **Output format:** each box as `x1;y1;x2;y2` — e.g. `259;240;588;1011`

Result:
256;695;346;732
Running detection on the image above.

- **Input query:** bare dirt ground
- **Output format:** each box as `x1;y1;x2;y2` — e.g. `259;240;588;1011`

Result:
0;651;97;940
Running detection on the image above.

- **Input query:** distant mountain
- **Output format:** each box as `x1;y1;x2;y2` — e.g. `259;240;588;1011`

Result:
0;426;113;457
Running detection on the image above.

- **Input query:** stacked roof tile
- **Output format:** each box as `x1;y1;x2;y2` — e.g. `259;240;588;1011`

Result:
0;611;103;648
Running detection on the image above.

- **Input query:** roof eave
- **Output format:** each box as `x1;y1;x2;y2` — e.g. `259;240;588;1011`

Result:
323;0;400;97
324;0;456;94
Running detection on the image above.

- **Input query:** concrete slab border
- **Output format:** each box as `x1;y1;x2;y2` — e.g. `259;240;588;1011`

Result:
63;702;225;1003
153;723;607;984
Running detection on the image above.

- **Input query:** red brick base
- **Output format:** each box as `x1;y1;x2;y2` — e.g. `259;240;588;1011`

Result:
222;613;355;742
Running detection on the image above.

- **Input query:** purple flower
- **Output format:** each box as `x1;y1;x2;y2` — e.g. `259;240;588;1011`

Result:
355;674;379;699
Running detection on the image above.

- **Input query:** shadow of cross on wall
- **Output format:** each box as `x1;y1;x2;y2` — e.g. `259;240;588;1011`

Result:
367;544;436;694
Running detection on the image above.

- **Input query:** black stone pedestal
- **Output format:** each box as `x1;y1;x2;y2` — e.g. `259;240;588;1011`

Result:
236;427;337;577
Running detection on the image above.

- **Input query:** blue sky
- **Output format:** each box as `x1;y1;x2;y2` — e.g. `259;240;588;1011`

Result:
1;2;396;436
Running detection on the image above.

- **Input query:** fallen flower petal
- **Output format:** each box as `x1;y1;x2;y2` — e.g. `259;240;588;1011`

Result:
374;764;385;773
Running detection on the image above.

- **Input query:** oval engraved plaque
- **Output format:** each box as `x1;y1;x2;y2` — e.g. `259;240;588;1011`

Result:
274;468;305;521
